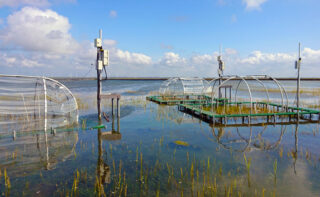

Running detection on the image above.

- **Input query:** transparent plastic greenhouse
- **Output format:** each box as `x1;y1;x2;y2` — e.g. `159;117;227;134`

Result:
176;75;320;125
0;75;79;135
147;77;211;104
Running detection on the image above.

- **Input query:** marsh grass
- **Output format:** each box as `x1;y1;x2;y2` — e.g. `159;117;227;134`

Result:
243;154;251;187
273;159;277;185
202;104;274;115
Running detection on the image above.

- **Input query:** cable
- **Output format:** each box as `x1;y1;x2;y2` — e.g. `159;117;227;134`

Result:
82;63;94;78
103;65;108;80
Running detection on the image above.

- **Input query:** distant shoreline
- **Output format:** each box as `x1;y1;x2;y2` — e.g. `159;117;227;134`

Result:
54;77;320;81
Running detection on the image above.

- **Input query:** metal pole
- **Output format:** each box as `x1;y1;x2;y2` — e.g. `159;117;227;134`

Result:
43;78;47;132
97;30;102;120
297;43;301;111
97;60;101;120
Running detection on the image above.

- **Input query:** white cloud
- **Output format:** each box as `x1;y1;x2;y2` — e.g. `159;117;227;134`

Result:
103;39;117;47
0;53;43;68
191;54;215;65
160;52;186;66
243;0;268;10
112;49;152;65
1;7;320;77
302;48;320;61
1;44;320;77
109;10;117;18
0;7;79;54
0;0;49;7
240;51;295;64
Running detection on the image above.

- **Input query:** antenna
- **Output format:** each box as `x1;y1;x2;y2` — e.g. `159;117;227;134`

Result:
94;29;110;120
295;42;302;110
298;42;301;60
217;45;225;76
217;45;225;98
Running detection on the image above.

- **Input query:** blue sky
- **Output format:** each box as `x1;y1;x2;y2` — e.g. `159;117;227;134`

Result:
0;0;320;77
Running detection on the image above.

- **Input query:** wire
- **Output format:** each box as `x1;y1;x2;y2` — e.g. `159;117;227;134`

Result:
82;64;94;78
103;65;108;80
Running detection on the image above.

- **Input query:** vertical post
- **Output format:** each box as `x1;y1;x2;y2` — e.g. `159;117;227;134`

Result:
111;98;114;116
217;45;223;99
112;114;115;131
96;30;103;120
97;69;101;120
117;98;120;118
43;78;47;132
43;78;50;170
96;119;103;187
117;115;120;133
296;43;301;111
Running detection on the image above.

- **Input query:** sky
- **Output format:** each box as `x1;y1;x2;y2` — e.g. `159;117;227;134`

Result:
0;0;319;77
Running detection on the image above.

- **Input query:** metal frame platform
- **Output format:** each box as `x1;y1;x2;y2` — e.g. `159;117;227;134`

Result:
178;101;320;126
146;95;227;105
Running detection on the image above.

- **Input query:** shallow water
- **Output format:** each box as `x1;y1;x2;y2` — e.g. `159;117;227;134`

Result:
1;79;320;196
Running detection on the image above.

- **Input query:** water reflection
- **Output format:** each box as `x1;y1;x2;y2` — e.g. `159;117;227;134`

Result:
211;125;286;152
293;121;299;174
96;116;121;193
0;129;78;176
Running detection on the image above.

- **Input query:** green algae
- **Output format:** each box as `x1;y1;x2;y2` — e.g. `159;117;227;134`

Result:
174;140;189;147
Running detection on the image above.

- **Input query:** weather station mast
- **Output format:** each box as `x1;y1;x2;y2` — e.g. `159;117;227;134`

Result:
217;46;225;98
94;29;109;120
295;43;302;117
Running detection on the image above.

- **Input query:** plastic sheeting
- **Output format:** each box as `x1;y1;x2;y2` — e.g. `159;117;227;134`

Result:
159;77;210;96
0;75;78;135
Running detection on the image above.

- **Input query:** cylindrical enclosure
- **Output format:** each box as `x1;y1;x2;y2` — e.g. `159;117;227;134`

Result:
0;75;79;135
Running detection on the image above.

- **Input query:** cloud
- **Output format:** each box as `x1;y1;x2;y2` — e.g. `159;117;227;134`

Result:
0;53;44;68
160;52;186;66
103;39;117;47
0;0;49;7
0;7;320;77
109;10;117;18
243;0;268;10
112;49;152;65
191;54;216;65
240;51;295;65
0;7;79;54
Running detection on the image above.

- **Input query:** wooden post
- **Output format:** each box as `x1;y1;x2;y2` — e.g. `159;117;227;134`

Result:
111;98;114;116
117;98;120;118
